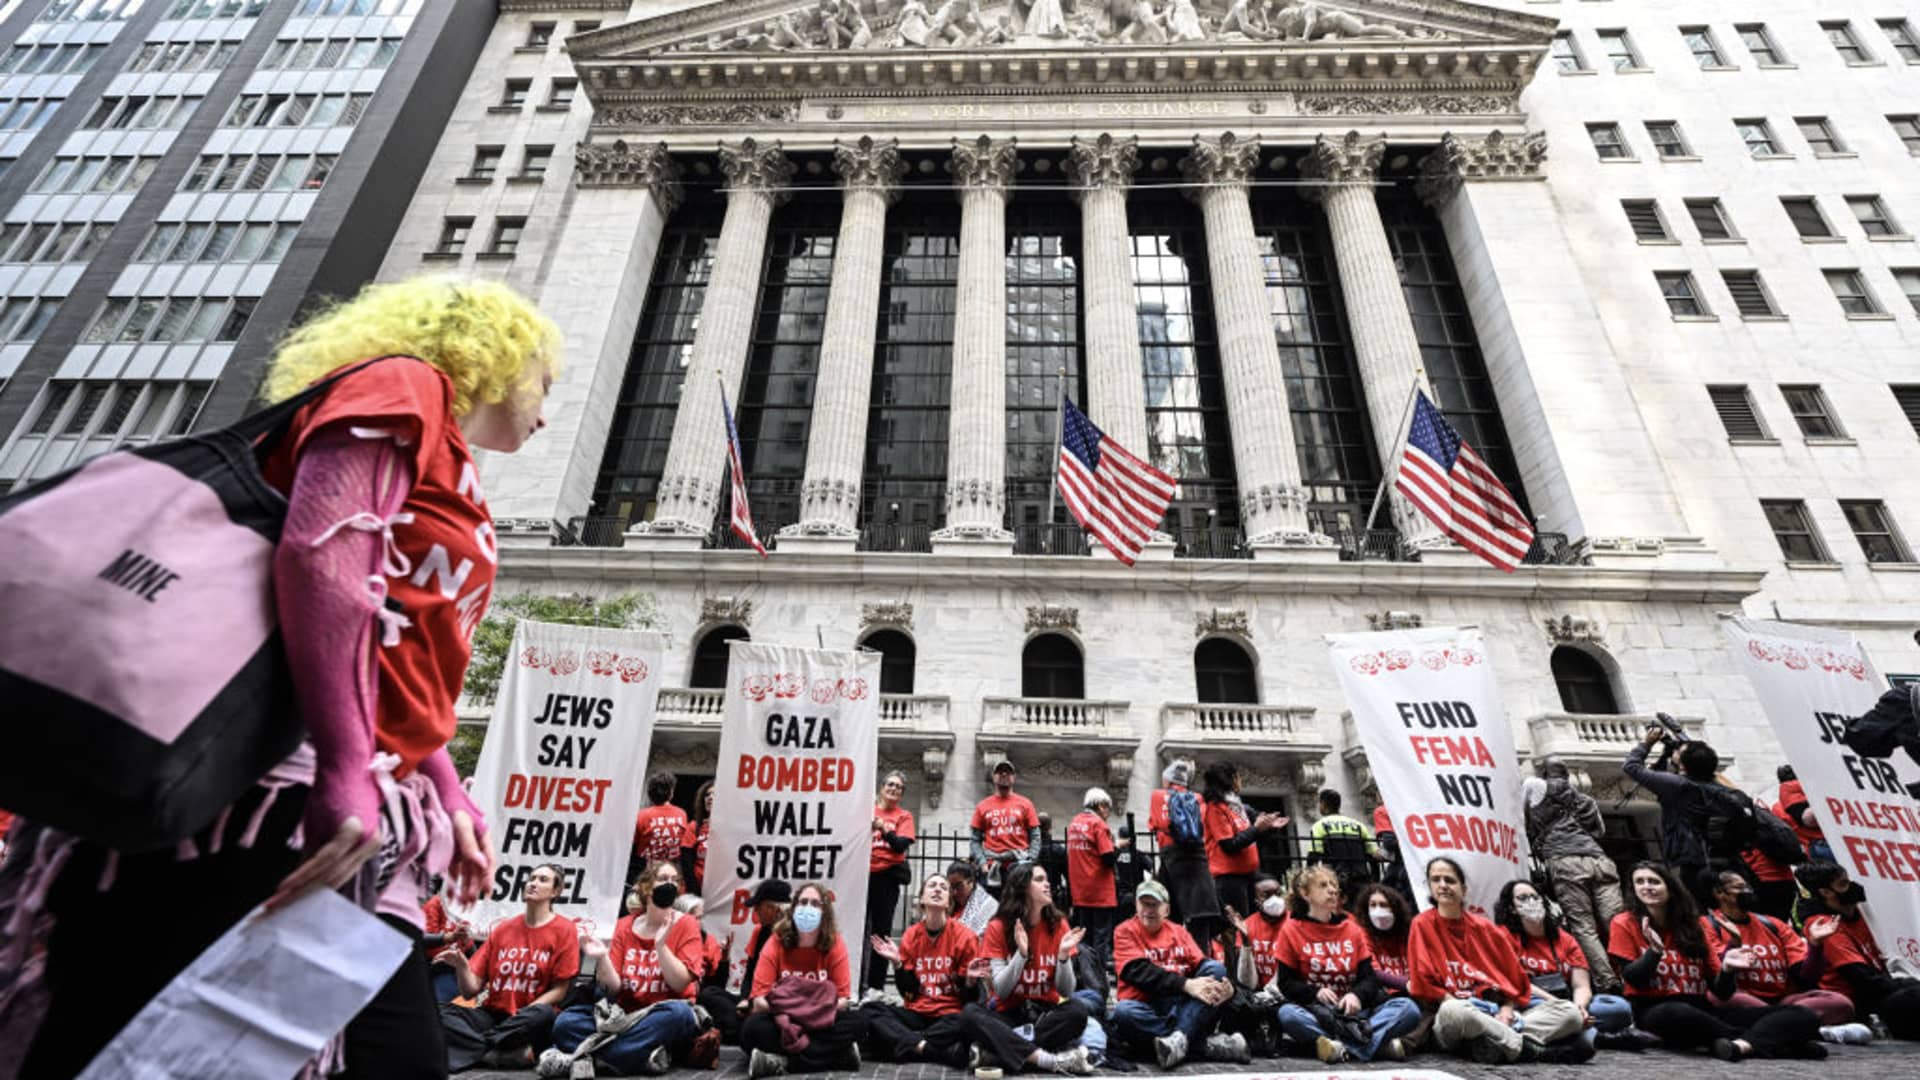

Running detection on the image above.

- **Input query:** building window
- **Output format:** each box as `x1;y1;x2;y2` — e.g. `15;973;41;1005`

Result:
432;217;471;256
545;79;576;109
1883;19;1920;63
1736;118;1783;156
574;20;599;33
1781;196;1834;239
1825;269;1884;315
861;629;915;694
1780;385;1844;437
518;145;552;179
1846;195;1902;237
863;199;957;539
1893;268;1920;315
1021;633;1084;700
1708;385;1770;440
1892;115;1920;153
1824;21;1875;63
1195;638;1258;704
1587;122;1631;159
1723;271;1778;317
1622;199;1671;241
689;626;748;689
1687;198;1737;240
1552;32;1588;72
1552;646;1620;715
1762;500;1831;562
467;146;501;181
1005;196;1084;535
1645;121;1692;158
1796;116;1848;154
485;217;525;256
1738;24;1788;65
1891;385;1920;435
1680;26;1728;67
525;22;553;48
1596;29;1642;70
1656;271;1708;316
1842;501;1912;563
499;80;529;108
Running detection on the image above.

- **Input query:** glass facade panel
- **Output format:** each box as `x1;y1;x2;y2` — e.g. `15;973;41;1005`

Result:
1004;196;1084;530
863;197;958;535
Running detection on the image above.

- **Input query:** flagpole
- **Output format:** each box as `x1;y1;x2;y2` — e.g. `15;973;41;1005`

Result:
1043;366;1067;553
1361;373;1425;536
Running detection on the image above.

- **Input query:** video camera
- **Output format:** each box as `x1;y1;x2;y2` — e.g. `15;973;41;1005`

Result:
1649;711;1691;772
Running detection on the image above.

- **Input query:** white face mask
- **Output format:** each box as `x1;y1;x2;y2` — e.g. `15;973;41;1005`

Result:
1514;897;1547;922
1369;907;1395;931
1261;896;1286;918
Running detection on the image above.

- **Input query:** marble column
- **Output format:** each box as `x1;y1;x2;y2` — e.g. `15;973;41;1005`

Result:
1066;134;1149;454
932;135;1016;550
780;136;907;551
1303;131;1445;550
642;138;792;541
487;141;679;541
1180;133;1330;553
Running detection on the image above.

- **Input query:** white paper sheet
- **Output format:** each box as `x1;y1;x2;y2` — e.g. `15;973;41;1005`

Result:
76;890;411;1080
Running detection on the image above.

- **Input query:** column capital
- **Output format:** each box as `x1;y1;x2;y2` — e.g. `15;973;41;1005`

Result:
718;137;795;202
572;139;682;210
833;135;908;203
1416;130;1548;207
1179;132;1261;198
1301;130;1386;201
949;135;1017;192
1066;133;1138;197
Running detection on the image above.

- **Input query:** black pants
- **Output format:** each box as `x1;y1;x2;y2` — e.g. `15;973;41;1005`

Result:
865;863;911;991
959;999;1090;1071
860;1002;967;1062
1073;905;1116;983
1877;984;1920;1040
699;985;745;1044
439;1002;558;1072
1215;873;1253;921
1635;998;1822;1056
741;1010;869;1071
23;785;448;1080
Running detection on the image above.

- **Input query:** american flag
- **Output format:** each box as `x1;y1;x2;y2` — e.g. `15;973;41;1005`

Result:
1057;397;1176;567
1395;389;1533;571
719;386;768;558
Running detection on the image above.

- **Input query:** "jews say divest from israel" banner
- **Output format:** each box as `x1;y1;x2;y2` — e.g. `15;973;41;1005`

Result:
702;642;880;992
1329;626;1529;915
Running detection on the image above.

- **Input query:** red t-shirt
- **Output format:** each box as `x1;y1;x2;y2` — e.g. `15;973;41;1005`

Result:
633;803;688;863
1066;810;1116;908
468;913;580;1016
1149;787;1174;848
972;793;1039;855
900;920;979;1017
1776;779;1825;848
1607;912;1719;998
1407;909;1529;1006
1509;926;1588;982
683;818;709;884
1373;805;1393;834
1813;914;1883;998
1368;931;1409;991
871;804;916;872
701;933;726;979
1242;912;1287;987
261;357;494;775
750;935;853;1000
1114;917;1204;1002
607;913;703;1010
1204;800;1258;877
1701;912;1805;999
981;916;1074;1011
1741;839;1795;883
1275;915;1371;996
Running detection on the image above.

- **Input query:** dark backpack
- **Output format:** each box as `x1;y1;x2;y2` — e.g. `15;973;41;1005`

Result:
1167;789;1204;846
1748;803;1807;866
1690;782;1760;861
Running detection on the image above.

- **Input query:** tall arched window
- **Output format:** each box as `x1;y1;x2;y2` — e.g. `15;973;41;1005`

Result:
690;625;749;689
862;629;916;695
1552;645;1620;714
1195;638;1258;704
1021;634;1084;700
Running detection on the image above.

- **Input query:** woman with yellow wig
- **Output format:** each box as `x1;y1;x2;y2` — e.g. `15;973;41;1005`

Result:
20;276;560;1078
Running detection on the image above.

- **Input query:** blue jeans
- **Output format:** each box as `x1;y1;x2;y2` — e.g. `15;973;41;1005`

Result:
552;999;699;1074
1109;960;1228;1054
1277;997;1421;1062
1070;990;1109;1057
1584;993;1633;1043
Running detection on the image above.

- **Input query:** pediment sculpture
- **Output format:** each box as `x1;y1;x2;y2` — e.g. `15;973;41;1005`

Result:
668;0;1442;53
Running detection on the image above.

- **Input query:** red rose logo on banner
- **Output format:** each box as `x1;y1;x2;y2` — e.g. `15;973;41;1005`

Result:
616;656;649;683
587;650;619;676
520;646;550;670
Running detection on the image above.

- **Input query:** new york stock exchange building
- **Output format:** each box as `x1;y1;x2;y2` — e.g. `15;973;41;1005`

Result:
379;0;1920;850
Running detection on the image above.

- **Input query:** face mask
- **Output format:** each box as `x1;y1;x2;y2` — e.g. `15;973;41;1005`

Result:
1833;883;1866;906
1725;892;1753;912
1261;896;1286;918
1369;907;1395;931
792;905;823;933
1513;897;1546;922
652;882;679;909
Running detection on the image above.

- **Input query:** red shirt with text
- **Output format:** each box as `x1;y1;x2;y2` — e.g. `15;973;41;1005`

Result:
468;914;580;1016
1407;909;1529;1006
872;804;916;872
750;935;853;1000
1203;800;1258;877
900;920;979;1017
1066;810;1116;908
1242;912;1288;987
1509;927;1588;982
1275;915;1371;996
633;803;689;863
972;793;1039;855
1701;913;1804;999
1114;917;1204;1002
1814;915;1883;998
1608;912;1718;999
981;916;1074;1011
608;914;703;1010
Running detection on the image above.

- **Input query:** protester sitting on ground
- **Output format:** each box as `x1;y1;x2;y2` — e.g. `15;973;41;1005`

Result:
1523;756;1626;991
962;862;1097;1074
1269;865;1419;1064
681;780;714;894
867;770;917;997
1607;861;1824;1061
972;759;1041;893
743;881;868;1076
1492;878;1633;1053
700;879;789;1044
1109;879;1249;1068
1795;861;1920;1041
1215;873;1285;1054
864;873;988;1065
1407;857;1586;1064
1351;882;1413;997
948;859;1001;936
1773;766;1830;863
1700;869;1861;1034
436;863;581;1071
632;771;688;890
1308;790;1381;897
1067;788;1120;977
552;860;704;1075
1201;762;1288;943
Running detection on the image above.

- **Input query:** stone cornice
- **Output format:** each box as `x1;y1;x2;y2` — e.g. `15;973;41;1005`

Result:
1180;131;1261;192
1415;128;1546;205
503;0;629;12
1065;133;1137;195
572;139;684;208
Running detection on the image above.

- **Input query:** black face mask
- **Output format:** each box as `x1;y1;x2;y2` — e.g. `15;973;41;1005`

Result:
1831;883;1866;906
1725;891;1753;913
652;882;680;909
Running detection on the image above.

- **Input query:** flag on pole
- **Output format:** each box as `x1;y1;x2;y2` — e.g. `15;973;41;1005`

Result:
719;384;768;558
1395;389;1533;571
1056;396;1176;567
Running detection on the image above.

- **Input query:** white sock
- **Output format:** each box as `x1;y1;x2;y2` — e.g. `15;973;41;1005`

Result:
1031;1050;1058;1069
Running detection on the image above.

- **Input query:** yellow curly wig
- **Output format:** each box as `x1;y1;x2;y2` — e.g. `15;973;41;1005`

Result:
260;275;561;415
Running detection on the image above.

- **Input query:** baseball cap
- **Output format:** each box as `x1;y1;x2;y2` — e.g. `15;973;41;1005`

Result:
747;879;792;907
1135;879;1169;904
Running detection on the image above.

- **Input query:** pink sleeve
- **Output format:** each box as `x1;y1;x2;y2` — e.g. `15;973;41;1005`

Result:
418;747;486;840
272;425;416;848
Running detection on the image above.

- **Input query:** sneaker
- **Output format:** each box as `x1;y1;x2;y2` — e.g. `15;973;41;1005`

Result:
1468;1035;1511;1065
1594;1028;1659;1053
860;987;888;1007
642;1045;674;1075
1535;1038;1596;1065
1821;1023;1874;1045
1204;1032;1251;1064
969;1044;986;1071
1051;1046;1096;1076
1314;1036;1348;1064
838;1043;862;1072
946;1043;973;1070
1154;1030;1189;1070
1515;1036;1543;1064
1711;1038;1745;1063
1801;1042;1830;1061
749;1049;789;1078
1377;1038;1409;1062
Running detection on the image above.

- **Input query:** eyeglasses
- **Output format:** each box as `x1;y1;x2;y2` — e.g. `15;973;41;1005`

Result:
793;897;825;909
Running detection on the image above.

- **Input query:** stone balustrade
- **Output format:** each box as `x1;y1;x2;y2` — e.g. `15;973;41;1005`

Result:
1161;701;1316;741
981;696;1132;736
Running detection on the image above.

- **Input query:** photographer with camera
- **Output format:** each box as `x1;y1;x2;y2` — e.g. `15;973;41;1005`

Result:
1845;683;1920;800
1622;715;1765;908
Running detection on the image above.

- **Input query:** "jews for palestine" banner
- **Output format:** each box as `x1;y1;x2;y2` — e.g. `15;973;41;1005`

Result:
702;642;880;991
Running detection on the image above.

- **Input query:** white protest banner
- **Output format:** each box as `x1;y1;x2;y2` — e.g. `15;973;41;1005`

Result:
702;642;879;992
1723;617;1920;970
1329;626;1528;914
461;619;664;939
